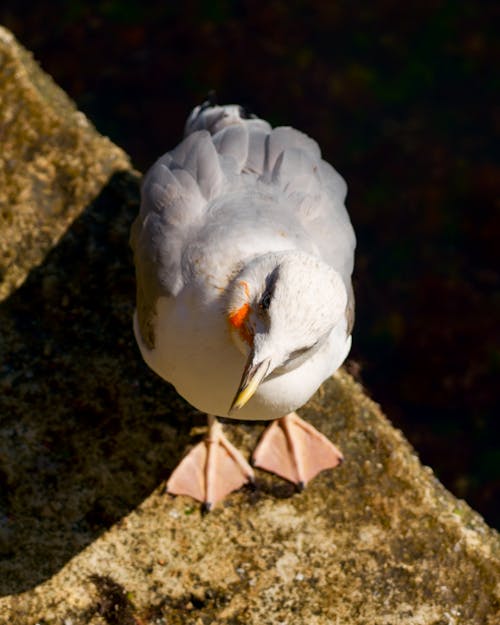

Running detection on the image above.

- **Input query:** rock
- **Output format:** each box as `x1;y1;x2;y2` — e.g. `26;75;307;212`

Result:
0;25;130;301
0;25;498;625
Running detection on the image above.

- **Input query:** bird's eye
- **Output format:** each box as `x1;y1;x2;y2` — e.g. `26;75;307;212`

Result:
260;292;272;311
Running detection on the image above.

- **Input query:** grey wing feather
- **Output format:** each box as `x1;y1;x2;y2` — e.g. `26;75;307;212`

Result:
181;132;224;200
212;125;249;172
131;131;221;347
266;126;321;173
244;126;270;174
264;125;355;329
185;104;244;135
266;129;355;287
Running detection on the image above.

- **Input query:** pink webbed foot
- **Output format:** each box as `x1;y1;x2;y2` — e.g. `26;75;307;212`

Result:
166;416;254;510
252;412;343;487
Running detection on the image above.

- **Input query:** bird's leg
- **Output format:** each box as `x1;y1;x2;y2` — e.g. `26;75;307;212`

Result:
252;412;343;488
166;415;254;510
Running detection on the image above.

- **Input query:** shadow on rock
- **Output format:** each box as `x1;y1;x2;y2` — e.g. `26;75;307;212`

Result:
0;171;194;594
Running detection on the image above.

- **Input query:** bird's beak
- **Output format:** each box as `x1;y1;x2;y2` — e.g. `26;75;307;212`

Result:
229;353;272;414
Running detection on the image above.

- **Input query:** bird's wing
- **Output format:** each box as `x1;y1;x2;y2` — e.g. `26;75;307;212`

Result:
130;129;226;347
263;127;355;286
186;104;355;284
131;104;356;347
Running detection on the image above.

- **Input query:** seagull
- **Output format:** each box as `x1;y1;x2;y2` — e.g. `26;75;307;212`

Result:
131;100;356;510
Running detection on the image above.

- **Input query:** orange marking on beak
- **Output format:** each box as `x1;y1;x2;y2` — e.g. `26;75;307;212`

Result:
228;281;253;345
228;302;250;329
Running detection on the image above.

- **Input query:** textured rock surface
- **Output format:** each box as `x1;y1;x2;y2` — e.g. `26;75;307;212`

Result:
0;25;130;300
0;25;499;625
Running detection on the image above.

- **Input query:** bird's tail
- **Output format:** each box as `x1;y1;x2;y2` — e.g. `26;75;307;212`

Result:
184;93;257;137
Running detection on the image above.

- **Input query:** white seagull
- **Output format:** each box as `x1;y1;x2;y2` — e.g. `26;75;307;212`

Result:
131;100;356;510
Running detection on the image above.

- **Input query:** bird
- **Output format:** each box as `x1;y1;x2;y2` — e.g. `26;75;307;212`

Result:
130;99;356;510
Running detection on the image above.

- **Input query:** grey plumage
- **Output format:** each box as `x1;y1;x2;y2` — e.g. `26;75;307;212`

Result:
131;103;355;349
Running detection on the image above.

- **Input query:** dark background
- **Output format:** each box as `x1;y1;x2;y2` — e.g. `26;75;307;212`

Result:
2;1;498;528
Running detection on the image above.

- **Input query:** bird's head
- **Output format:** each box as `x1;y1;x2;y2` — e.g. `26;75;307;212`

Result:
226;250;348;412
